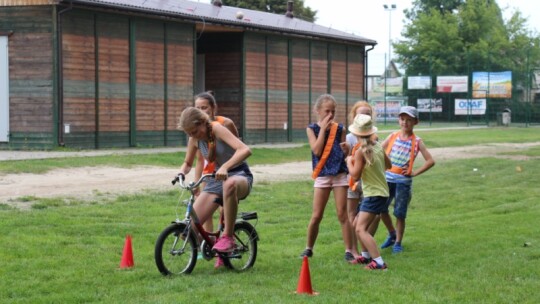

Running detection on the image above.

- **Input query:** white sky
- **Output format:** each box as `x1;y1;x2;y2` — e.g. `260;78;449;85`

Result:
304;0;540;61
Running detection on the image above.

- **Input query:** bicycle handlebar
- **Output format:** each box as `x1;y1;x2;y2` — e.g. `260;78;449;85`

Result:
171;173;215;190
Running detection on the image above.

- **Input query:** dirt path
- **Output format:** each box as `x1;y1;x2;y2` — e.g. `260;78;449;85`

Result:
1;142;539;209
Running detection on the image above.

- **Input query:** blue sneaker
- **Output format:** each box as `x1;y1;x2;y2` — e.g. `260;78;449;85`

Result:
380;234;396;249
392;243;403;254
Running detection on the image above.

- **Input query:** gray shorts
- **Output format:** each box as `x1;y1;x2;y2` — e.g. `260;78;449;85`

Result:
347;183;363;200
203;164;253;204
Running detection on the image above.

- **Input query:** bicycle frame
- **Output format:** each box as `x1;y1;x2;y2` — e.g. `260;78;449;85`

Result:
173;173;223;248
182;196;222;247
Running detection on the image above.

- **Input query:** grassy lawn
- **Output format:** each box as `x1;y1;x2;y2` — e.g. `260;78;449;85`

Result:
0;126;539;303
1;126;539;174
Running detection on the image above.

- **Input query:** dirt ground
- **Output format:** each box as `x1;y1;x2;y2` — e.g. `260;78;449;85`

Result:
1;142;539;209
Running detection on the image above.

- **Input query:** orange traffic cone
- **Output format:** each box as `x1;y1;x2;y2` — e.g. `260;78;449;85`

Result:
295;256;318;295
119;235;134;268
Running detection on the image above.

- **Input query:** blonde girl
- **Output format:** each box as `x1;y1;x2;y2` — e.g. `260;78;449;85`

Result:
177;107;253;267
193;91;239;238
347;114;391;270
344;101;378;263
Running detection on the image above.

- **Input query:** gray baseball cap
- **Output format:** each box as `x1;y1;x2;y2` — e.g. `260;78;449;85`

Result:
399;106;418;119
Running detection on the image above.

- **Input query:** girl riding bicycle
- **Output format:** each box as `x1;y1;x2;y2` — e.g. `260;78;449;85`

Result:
193;91;240;234
177;107;253;262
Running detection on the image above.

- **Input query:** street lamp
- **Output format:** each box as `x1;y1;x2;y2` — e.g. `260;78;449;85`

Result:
383;4;397;68
383;4;396;125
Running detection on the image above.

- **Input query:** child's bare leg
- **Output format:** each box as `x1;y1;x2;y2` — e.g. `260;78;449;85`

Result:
222;176;249;236
347;197;360;256
396;217;406;243
368;214;380;236
355;211;379;259
380;212;395;232
334;186;354;254
203;217;214;233
306;187;331;249
193;192;220;225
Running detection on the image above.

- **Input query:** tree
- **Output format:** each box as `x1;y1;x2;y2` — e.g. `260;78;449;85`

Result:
218;0;317;22
394;0;540;82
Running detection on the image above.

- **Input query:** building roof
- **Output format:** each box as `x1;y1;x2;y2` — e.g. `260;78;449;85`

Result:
65;0;376;45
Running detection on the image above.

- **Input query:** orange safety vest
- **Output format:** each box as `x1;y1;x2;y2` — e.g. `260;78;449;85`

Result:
312;122;338;179
385;131;417;176
348;143;361;191
214;115;225;124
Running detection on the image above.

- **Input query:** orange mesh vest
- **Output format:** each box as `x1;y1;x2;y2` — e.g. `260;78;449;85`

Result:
348;143;362;191
385;132;417;176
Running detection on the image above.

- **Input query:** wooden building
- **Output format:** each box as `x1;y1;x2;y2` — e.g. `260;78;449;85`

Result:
0;0;376;149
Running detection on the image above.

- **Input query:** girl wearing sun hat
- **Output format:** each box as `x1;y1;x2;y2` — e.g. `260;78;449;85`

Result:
346;114;392;270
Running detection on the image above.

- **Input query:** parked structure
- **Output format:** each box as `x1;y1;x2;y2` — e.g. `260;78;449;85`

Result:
0;0;376;149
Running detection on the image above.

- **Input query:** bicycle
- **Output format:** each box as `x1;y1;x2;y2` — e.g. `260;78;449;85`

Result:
154;173;259;275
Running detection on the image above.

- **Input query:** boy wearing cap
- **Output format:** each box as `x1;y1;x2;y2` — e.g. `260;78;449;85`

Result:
379;106;435;253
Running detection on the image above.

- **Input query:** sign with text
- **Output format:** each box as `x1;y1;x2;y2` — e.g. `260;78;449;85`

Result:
371;77;403;95
408;76;431;90
373;100;404;121
417;99;442;112
472;71;512;98
436;76;468;93
454;99;486;115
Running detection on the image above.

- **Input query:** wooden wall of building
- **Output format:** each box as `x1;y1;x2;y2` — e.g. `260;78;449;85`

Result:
197;33;243;137
243;32;365;144
61;9;194;148
0;6;55;148
1;5;367;149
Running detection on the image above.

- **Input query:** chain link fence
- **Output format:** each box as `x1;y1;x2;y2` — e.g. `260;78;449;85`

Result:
367;52;540;127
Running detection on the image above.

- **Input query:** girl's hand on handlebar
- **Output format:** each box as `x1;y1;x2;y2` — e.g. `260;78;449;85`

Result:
214;168;228;181
172;173;186;185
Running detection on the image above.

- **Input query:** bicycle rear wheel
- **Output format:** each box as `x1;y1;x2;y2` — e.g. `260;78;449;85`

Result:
155;222;197;275
222;221;258;271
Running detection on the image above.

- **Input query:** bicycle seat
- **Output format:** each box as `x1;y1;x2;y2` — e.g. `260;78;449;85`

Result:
239;212;257;221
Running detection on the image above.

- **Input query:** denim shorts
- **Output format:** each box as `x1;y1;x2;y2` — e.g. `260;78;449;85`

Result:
358;196;390;214
314;172;348;188
385;182;412;219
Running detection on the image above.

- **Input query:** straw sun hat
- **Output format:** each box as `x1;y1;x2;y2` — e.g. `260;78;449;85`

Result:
348;114;377;137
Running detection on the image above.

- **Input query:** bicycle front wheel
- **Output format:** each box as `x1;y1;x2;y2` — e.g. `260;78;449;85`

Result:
154;222;197;275
223;221;258;271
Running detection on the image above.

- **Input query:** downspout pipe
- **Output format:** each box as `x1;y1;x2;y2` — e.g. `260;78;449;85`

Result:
56;1;73;147
364;44;375;100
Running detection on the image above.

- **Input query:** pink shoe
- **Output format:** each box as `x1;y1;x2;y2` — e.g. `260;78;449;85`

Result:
212;235;235;253
214;256;225;269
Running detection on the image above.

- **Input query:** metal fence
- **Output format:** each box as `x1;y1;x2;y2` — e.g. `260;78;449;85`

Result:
366;52;540;127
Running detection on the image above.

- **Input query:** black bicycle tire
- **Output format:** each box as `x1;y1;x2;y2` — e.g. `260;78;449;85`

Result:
154;222;198;275
222;221;258;271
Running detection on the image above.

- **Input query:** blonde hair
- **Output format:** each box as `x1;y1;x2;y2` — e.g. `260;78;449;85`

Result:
177;107;210;131
314;94;337;111
349;101;375;123
358;136;376;166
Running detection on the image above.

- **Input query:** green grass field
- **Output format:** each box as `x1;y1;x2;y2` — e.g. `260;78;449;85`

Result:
1;127;539;303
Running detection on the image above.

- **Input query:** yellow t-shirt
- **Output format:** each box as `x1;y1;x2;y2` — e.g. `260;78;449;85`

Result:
361;142;389;198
